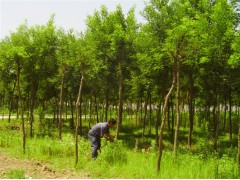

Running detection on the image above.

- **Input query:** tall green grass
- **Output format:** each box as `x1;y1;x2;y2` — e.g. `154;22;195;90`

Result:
0;119;239;178
5;169;25;179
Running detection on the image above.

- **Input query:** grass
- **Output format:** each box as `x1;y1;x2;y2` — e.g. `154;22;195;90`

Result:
0;118;239;178
6;169;25;179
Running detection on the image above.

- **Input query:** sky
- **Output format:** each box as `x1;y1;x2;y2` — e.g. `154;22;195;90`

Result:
0;0;147;40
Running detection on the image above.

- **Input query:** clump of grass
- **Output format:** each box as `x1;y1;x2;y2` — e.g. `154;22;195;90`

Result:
6;169;25;179
0;129;21;149
99;140;127;164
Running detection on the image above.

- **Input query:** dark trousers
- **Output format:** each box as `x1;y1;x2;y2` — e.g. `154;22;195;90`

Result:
88;130;101;158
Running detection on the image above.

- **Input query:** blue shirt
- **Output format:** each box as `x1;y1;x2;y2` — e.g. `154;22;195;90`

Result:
91;122;109;137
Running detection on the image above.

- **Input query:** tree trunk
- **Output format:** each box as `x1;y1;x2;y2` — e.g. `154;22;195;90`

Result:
223;99;227;131
155;97;163;147
70;93;74;130
136;101;139;125
157;59;177;172
1;93;4;120
89;96;92;129
213;95;219;151
140;97;143;124
188;72;194;148
66;93;68;122
58;70;65;141
75;63;85;165
148;91;152;135
142;93;148;137
105;92;109;122
116;60;123;140
94;95;99;123
8;82;16;123
29;82;38;138
173;60;181;159
167;98;171;132
16;58;26;154
229;91;233;145
238;125;240;176
171;96;174;138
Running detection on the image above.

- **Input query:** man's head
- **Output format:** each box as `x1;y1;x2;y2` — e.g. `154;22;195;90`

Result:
108;118;116;128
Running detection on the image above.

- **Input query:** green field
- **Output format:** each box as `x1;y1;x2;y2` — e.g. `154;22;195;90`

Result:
0;117;238;179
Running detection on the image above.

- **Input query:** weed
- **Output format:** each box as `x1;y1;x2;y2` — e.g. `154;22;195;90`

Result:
99;140;127;165
6;169;25;179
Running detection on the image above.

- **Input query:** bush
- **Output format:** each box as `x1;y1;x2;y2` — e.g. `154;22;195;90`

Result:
99;140;127;164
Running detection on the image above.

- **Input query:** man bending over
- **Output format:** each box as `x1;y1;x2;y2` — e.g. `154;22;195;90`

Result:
88;118;116;159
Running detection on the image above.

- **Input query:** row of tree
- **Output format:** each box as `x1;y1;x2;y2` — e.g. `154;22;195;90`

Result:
1;0;240;172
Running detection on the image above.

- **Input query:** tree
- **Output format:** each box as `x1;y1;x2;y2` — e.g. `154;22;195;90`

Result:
75;32;93;164
199;0;236;150
85;5;138;139
56;28;77;140
229;21;240;177
1;23;30;153
24;16;58;137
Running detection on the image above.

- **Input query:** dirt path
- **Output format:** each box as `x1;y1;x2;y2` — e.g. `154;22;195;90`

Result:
0;152;89;179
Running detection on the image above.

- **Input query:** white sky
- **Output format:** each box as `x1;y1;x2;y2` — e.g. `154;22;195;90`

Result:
0;0;147;40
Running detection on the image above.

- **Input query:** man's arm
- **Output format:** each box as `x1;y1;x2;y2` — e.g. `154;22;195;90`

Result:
104;133;115;142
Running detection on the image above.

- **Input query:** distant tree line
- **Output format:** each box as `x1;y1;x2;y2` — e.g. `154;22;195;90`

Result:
0;0;240;171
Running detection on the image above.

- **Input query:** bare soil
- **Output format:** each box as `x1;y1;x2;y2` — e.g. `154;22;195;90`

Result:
0;152;90;179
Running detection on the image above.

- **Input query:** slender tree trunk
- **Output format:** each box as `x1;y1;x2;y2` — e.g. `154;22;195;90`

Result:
142;94;148;137
238;125;240;176
1;93;4;120
223;99;227;131
116;60;123;140
157;59;177;172
155;97;163;146
65;94;68;121
89;96;92;128
70;93;74;130
53;98;57;125
105;92;109;122
173;60;181;159
101;101;104;122
94;95;99;123
213;95;219;151
148;91;152;135
171;97;174;138
29;82;38;138
188;72;194;148
136;101;139;125
167;98;170;131
75;63;85;165
58;70;65;141
16;58;26;154
140;97;143;124
85;98;88;122
8;81;16;123
229;91;233;145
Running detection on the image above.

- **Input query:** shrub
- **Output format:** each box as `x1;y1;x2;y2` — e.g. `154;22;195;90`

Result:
99;140;127;165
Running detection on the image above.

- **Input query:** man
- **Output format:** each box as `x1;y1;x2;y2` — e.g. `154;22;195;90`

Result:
88;118;116;159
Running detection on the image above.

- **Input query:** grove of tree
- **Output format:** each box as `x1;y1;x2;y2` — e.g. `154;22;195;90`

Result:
0;0;240;173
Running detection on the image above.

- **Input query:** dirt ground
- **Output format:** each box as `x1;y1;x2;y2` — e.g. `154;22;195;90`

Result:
0;152;90;179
